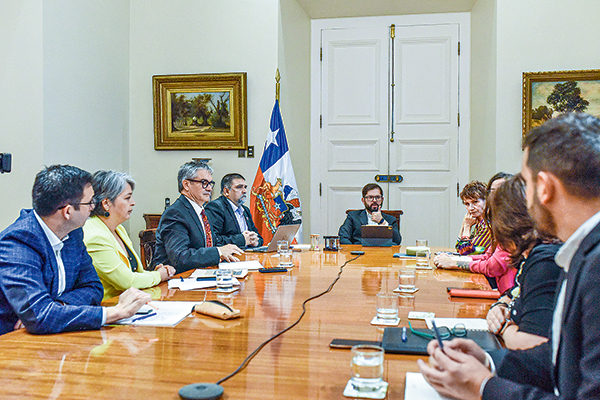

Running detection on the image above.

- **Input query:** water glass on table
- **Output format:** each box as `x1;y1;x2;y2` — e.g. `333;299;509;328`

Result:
376;292;399;323
216;269;234;290
415;249;430;267
398;267;416;292
350;345;385;392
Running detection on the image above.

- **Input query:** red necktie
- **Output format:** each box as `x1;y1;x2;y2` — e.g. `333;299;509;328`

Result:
200;209;213;247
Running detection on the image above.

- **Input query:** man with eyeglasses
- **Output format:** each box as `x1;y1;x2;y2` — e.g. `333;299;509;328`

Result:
153;161;243;274
204;173;263;249
338;183;401;245
0;165;151;335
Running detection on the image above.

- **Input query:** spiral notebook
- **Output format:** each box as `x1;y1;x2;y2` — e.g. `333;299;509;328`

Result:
381;326;501;355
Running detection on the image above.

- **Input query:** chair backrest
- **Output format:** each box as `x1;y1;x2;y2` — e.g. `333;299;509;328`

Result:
143;213;162;229
345;209;403;221
139;228;157;270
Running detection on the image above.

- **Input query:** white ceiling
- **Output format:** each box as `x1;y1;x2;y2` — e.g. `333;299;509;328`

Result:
294;0;478;19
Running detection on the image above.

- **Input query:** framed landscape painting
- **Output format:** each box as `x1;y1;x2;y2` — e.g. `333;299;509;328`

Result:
153;73;247;150
523;69;600;136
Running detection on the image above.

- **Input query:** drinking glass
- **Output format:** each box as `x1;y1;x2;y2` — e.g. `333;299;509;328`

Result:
416;249;430;267
279;249;293;267
216;269;233;290
350;345;385;392
398;268;416;292
376;293;399;322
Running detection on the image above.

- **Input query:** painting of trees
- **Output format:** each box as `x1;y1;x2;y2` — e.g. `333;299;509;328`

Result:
524;69;600;138
170;92;230;132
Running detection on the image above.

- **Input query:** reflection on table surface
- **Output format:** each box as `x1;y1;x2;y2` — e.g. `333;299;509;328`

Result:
0;245;493;399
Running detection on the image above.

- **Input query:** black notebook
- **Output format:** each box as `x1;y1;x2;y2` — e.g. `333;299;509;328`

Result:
381;327;501;355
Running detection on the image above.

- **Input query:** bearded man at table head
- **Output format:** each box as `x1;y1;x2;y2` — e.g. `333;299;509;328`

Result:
0;165;150;335
152;161;243;274
338;183;402;245
419;112;600;400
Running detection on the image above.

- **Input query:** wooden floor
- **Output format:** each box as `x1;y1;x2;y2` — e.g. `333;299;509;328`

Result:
0;245;493;399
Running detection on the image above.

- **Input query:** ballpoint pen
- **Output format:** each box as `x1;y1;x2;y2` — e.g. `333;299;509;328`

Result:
131;312;156;323
402;326;407;342
431;320;445;352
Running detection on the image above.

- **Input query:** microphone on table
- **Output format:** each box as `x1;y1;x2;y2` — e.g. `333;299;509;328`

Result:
179;383;224;400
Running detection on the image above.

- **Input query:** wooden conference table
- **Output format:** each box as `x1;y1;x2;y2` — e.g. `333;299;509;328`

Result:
0;246;494;399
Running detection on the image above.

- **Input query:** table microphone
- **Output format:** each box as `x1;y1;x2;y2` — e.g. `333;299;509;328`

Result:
179;383;224;400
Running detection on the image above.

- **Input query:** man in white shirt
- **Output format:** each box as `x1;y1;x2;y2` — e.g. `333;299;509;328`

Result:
205;173;263;249
419;113;600;399
153;161;243;274
0;165;150;335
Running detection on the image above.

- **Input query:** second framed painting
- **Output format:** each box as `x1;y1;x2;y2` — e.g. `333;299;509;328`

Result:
523;69;600;136
153;72;247;150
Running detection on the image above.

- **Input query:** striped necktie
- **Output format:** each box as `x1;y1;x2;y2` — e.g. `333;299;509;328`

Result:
200;209;213;247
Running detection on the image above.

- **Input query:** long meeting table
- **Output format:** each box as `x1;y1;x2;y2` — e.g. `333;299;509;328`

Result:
0;245;494;399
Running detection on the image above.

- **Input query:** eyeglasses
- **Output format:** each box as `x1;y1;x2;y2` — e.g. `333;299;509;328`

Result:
58;200;96;210
364;195;383;202
187;178;216;189
407;320;467;340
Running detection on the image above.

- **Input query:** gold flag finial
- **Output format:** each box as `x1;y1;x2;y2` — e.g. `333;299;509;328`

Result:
276;68;281;101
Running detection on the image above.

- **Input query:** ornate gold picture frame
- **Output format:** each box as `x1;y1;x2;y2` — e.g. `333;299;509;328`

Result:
522;69;600;136
153;73;247;150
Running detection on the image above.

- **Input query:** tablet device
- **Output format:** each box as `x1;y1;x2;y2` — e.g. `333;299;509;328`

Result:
360;225;394;247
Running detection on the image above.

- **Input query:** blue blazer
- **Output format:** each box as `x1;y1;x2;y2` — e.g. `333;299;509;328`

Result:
153;195;221;274
204;195;263;249
484;220;600;399
338;209;402;245
0;209;104;335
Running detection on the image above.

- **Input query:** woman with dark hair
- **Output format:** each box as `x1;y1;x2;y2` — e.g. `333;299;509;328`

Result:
83;171;175;300
455;180;492;255
484;176;561;349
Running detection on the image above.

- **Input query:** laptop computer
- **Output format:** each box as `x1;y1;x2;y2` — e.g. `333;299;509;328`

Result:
360;225;394;247
247;224;301;252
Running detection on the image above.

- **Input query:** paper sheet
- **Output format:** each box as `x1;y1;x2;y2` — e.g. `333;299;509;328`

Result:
218;260;263;270
168;277;240;291
114;301;197;327
404;372;451;400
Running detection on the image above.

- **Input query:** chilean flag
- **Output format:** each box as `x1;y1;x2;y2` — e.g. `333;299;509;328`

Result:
250;100;302;244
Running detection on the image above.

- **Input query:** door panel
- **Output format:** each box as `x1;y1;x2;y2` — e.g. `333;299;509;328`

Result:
389;24;459;246
321;27;389;235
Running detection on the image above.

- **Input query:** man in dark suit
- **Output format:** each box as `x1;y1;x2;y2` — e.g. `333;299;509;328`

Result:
419;113;600;399
338;183;401;245
153;161;243;274
205;173;263;249
0;165;150;335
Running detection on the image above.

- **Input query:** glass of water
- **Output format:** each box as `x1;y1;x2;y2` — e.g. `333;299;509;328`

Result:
279;249;293;267
216;269;233;290
398;267;416;293
350;345;385;392
376;293;399;322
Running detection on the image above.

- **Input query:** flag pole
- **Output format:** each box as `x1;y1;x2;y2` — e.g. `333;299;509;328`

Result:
275;68;280;102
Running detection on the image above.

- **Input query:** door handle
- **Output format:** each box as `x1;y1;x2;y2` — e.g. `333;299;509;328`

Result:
375;174;403;183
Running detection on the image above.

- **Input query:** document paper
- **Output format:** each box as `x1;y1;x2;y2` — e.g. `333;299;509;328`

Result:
114;301;197;327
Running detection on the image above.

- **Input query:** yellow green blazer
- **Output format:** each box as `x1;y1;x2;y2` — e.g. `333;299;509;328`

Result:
83;216;161;300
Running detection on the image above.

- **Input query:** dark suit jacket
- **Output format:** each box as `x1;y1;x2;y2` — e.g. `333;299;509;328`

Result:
0;209;104;335
153;195;220;274
484;219;600;399
338;209;402;245
204;195;263;248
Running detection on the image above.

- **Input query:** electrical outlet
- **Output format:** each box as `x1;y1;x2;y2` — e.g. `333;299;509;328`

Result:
247;146;254;158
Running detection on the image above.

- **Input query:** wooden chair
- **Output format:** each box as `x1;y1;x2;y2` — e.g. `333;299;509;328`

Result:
345;209;403;221
139;228;157;270
143;213;162;229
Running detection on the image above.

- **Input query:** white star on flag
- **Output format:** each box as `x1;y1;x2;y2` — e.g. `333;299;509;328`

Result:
265;128;279;148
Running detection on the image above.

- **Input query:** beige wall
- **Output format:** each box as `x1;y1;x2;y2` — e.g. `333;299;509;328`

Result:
469;0;496;181
0;1;49;228
470;0;600;180
128;0;297;247
278;0;311;239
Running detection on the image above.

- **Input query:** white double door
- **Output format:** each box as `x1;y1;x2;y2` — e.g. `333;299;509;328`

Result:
312;16;469;246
